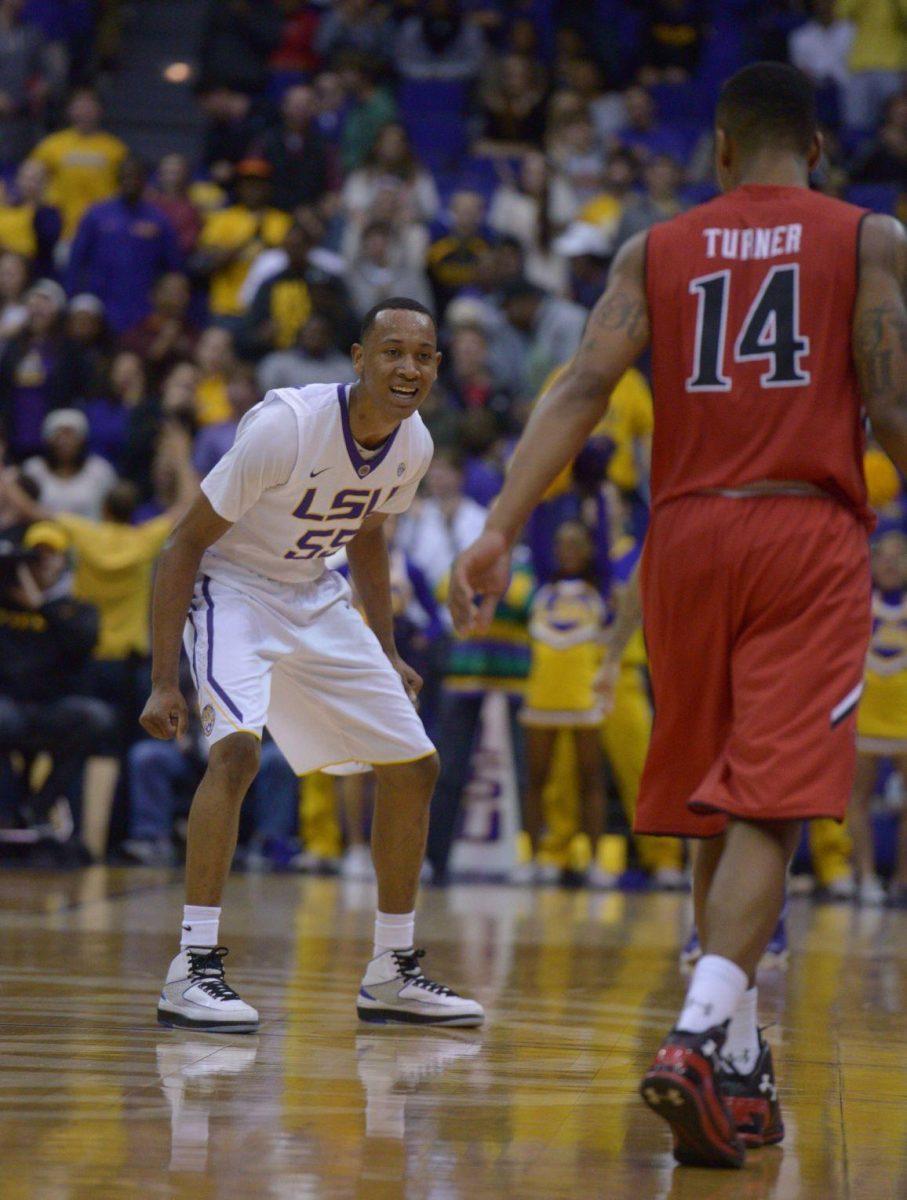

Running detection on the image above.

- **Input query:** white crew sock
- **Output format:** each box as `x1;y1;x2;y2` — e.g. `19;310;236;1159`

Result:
374;910;415;957
180;905;221;949
723;986;760;1074
676;954;748;1034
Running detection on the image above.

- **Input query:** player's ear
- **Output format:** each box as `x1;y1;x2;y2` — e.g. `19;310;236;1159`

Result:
714;126;731;176
351;342;363;376
807;131;823;174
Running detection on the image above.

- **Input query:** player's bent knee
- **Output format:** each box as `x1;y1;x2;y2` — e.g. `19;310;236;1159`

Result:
206;732;261;793
411;751;441;793
375;751;440;798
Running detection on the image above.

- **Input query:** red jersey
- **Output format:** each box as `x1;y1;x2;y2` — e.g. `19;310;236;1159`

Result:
645;184;871;525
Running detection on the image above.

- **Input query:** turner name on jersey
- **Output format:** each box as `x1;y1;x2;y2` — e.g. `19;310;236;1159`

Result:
199;382;434;587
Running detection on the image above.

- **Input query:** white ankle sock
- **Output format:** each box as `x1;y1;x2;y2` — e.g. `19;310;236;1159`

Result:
180;905;221;949
676;954;748;1033
374;910;415;957
723;986;760;1073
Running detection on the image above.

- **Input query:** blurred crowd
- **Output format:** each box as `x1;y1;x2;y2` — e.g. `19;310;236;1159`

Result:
0;0;905;903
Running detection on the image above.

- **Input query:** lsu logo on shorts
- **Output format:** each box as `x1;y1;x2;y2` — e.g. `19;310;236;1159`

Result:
201;704;215;737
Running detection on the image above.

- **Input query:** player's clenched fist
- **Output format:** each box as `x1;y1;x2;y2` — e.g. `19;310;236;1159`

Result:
449;528;511;635
141;684;189;739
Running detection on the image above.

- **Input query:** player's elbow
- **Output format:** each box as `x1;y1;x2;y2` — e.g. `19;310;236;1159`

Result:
867;398;904;436
555;364;614;417
164;521;210;566
868;406;907;475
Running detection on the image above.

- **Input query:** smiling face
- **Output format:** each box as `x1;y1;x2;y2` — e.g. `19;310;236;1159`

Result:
554;520;593;577
46;424;86;467
374;123;410;169
351;308;441;422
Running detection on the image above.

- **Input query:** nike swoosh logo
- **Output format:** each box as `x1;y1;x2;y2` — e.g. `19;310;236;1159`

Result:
310;467;330;477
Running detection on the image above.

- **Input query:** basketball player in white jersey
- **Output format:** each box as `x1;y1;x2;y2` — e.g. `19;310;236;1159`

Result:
141;298;483;1032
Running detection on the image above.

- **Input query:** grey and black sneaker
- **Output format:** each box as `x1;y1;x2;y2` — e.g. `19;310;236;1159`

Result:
157;946;259;1033
357;948;484;1027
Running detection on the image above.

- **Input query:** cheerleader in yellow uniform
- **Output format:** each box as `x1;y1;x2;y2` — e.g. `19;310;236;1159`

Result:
519;521;614;886
850;531;907;904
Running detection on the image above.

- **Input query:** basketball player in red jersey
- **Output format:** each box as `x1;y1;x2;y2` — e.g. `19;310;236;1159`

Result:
450;62;907;1169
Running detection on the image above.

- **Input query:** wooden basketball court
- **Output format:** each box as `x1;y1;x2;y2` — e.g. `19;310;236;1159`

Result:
1;868;905;1199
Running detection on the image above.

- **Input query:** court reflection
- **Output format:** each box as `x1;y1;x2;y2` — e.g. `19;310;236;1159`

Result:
0;871;904;1198
156;1037;259;1172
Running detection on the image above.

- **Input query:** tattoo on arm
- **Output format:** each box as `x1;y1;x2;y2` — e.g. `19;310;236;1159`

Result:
855;303;907;398
569;282;650;387
593;288;649;340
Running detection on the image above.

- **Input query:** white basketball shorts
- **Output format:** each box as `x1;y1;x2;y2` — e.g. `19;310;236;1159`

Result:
184;568;436;775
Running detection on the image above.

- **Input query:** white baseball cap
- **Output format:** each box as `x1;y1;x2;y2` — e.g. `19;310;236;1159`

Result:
42;408;89;440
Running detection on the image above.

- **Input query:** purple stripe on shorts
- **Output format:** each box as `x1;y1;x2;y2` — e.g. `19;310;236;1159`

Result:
201;576;244;722
186;608;200;692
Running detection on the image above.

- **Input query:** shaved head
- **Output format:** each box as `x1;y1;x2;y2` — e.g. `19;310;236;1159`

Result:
717;63;817;159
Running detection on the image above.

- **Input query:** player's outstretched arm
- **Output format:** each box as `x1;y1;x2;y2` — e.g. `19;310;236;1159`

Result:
854;214;907;476
140;494;232;740
449;232;651;634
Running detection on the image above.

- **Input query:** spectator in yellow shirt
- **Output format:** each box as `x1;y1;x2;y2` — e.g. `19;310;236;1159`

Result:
2;426;196;850
3;424;195;668
838;0;907;129
193;326;235;426
595;366;653;495
193;158;291;321
536;363;653;499
0;160;62;275
29;88;127;241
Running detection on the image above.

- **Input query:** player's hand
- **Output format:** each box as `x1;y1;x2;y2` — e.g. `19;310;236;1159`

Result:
390;654;423;704
594;654;621;718
449;529;511;635
140;684;189;740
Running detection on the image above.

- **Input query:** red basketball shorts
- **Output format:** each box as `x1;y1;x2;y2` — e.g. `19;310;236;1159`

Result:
635;495;871;838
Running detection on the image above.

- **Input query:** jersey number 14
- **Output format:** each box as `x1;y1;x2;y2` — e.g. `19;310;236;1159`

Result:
686;264;811;392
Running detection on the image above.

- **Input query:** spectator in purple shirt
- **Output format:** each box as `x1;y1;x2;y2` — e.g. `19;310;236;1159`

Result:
67;157;183;334
0;278;90;460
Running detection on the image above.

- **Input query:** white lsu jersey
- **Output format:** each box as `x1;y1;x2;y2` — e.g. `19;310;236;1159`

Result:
199;382;434;588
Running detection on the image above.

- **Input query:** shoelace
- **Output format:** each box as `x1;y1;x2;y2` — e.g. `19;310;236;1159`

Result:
186;946;241;1001
391;948;457;997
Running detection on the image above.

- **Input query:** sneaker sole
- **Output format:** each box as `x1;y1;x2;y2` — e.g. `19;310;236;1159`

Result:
726;1098;785;1148
740;1127;785;1149
640;1070;745;1169
157;1008;259;1034
356;1005;484;1028
738;1116;785;1149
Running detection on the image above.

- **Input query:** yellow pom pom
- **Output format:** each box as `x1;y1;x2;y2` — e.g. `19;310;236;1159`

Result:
865;448;901;509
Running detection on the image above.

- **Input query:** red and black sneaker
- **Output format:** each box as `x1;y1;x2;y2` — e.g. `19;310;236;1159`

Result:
718;1035;784;1148
640;1024;745;1169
